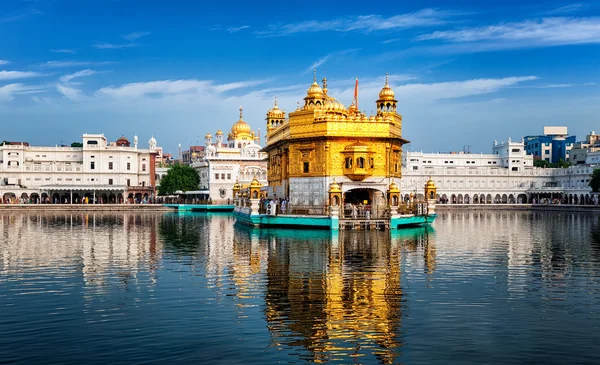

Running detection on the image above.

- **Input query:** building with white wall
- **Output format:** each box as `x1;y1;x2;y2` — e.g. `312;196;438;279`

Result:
191;107;268;203
402;138;595;205
0;134;160;203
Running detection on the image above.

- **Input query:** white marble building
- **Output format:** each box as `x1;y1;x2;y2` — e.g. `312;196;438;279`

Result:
402;139;595;204
191;107;268;203
0;133;160;203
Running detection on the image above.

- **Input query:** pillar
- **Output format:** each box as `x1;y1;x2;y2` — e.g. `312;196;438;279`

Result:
424;178;438;215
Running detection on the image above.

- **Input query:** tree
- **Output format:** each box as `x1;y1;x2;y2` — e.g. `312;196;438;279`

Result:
590;169;600;192
71;142;83;147
555;158;572;168
158;164;200;196
534;159;552;168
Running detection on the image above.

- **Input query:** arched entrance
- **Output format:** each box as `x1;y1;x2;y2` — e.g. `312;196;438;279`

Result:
30;193;40;204
61;193;70;204
343;188;386;219
473;194;479;204
117;193;123;204
486;194;492;204
52;193;60;204
457;194;463;204
451;194;457;204
517;194;527;204
501;194;508;204
480;194;485;204
464;194;470;204
3;192;16;203
73;193;81;204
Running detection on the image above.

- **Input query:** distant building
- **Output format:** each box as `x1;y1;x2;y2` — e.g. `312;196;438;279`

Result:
182;146;205;164
569;130;600;165
402;138;594;205
0;134;160;204
523;126;576;163
191;106;268;203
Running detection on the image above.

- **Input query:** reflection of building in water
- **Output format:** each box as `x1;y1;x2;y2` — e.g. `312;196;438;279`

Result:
0;213;163;288
433;211;599;297
254;229;437;364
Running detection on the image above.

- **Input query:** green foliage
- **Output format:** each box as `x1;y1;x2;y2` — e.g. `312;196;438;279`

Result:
590;169;600;192
71;142;83;147
533;158;572;168
158;164;199;196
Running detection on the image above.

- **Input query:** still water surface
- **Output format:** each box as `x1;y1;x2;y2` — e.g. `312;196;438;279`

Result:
1;211;599;364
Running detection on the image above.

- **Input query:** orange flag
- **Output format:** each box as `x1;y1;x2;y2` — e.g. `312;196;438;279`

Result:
354;78;359;109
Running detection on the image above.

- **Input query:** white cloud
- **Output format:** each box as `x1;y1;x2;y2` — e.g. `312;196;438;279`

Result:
304;55;330;74
122;31;151;41
260;8;457;36
60;69;96;84
56;83;82;100
96;78;271;99
93;42;138;49
0;60;9;65
96;80;212;98
51;49;76;54
42;60;113;68
0;83;45;101
546;3;587;15
418;17;600;50
227;25;250;33
0;70;43;80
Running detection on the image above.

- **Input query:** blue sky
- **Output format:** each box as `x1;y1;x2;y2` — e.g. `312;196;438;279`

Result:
2;0;600;155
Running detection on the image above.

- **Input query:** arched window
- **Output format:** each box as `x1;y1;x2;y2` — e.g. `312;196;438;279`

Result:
356;157;365;168
333;196;339;206
345;157;352;169
392;196;398;206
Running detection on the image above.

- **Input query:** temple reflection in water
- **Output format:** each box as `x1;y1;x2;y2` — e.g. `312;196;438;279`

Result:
230;226;436;364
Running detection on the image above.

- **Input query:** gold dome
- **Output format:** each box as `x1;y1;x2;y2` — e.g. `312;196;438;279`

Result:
388;181;399;193
233;180;241;191
324;97;346;113
329;179;341;193
205;133;212;139
378;73;396;101
216;130;223;135
425;178;436;189
250;176;261;188
231;106;252;136
267;97;285;118
306;70;324;98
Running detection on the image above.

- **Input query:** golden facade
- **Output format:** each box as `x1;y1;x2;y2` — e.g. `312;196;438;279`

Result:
263;72;409;206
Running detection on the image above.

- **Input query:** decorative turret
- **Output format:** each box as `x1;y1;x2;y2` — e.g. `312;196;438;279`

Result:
303;69;326;110
249;176;262;199
424;178;437;201
231;106;252;138
387;181;400;207
232;180;241;198
328;179;342;207
266;97;286;134
215;130;223;144
205;133;212;146
376;73;398;113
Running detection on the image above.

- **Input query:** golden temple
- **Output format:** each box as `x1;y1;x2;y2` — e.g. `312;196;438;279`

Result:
262;71;409;210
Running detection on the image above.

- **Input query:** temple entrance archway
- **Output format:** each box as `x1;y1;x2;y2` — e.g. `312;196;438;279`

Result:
343;188;385;219
473;194;479;204
457;194;463;204
486;194;492;204
501;194;508;204
517;194;527;204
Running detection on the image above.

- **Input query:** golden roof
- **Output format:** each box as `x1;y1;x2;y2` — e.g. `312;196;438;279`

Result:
324;97;346;113
231;105;252;136
306;70;324;98
378;73;396;101
233;180;241;190
388;181;399;193
425;178;437;189
205;133;212;139
250;176;261;188
328;179;341;193
267;97;285;118
216;130;223;135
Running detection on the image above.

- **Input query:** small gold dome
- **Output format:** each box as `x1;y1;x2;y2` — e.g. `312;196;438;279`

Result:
306;70;324;98
324;97;346;113
216;130;223;135
329;179;341;193
425;178;436;189
250;176;261;188
233;180;241;191
379;73;396;101
205;133;212;139
231;106;252;136
267;97;285;118
388;181;399;193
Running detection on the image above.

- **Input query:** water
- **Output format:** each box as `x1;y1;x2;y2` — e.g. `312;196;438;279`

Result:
1;211;600;364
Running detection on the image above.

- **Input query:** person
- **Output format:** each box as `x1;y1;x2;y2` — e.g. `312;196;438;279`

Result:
352;204;358;219
281;199;287;214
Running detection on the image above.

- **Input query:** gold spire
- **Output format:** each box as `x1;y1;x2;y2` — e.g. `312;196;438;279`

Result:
239;105;243;119
231;105;252;136
322;77;328;95
267;97;285;118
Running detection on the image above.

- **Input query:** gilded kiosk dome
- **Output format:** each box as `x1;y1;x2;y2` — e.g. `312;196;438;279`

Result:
231;106;252;136
267;97;285;118
379;73;396;101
